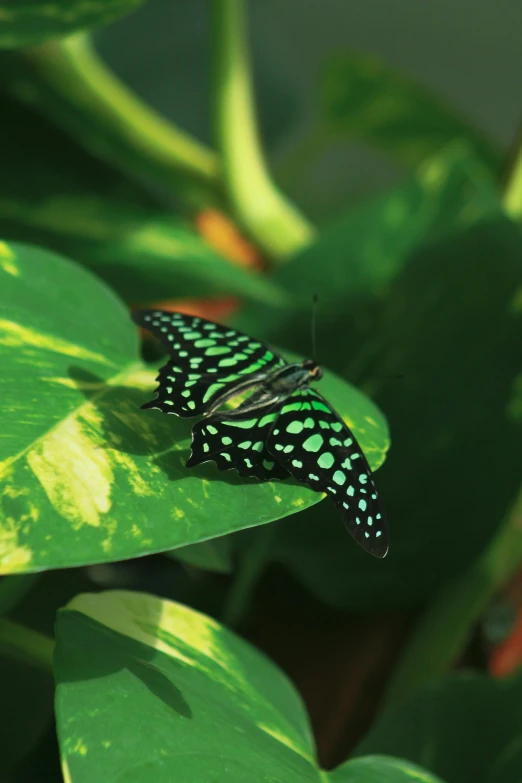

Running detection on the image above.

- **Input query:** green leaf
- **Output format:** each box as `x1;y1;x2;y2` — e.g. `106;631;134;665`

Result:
0;92;284;307
355;673;522;783
320;52;499;171
0;240;388;574
0;0;145;49
54;590;444;783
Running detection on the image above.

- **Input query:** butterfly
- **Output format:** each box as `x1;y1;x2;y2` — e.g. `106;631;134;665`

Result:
132;309;388;558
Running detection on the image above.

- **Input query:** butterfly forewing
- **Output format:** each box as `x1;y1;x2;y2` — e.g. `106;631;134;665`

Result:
266;388;388;557
186;401;289;481
133;309;286;417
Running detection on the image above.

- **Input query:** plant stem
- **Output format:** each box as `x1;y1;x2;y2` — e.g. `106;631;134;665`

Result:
503;122;522;220
221;525;276;628
0;618;54;674
211;0;316;259
383;483;522;710
19;34;220;206
0;574;41;615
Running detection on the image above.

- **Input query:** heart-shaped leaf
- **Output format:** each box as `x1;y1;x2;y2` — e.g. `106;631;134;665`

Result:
0;240;389;574
54;590;444;783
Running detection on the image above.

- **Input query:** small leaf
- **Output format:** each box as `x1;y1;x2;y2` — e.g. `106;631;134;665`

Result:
0;1;145;49
54;590;444;783
355;673;522;783
0;240;388;574
320;52;499;171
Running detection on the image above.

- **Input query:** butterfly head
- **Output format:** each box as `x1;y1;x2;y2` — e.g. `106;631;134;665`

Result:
302;358;323;382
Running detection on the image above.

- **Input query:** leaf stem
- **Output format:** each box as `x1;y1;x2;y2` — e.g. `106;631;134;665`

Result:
210;0;316;259
221;525;276;628
0;618;54;674
20;34;220;206
383;483;522;709
501;116;522;220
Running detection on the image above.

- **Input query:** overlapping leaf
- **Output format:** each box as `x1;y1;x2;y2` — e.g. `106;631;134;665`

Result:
0;240;388;574
54;590;444;783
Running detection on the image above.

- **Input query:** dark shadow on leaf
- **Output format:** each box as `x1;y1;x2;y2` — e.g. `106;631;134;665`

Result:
67;365;192;458
126;658;192;718
55;610;192;720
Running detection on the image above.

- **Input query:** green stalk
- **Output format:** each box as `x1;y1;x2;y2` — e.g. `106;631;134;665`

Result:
221;525;276;628
0;618;54;674
19;34;220;206
502;122;522;220
211;0;316;259
383;483;522;710
504;158;522;220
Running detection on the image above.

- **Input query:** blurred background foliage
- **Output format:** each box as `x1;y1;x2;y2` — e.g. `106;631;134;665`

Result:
2;0;522;781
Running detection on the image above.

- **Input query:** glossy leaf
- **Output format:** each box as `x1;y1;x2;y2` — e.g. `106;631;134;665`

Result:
0;0;144;49
320;52;499;171
0;92;284;307
356;673;522;783
54;590;444;783
0;240;388;574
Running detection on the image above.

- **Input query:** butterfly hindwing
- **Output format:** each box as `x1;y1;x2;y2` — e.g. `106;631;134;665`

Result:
133;309;286;417
266;388;388;557
186;401;289;481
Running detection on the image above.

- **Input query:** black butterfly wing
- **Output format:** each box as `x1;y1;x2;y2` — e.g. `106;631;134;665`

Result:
186;400;289;481
266;388;388;557
133;309;286;418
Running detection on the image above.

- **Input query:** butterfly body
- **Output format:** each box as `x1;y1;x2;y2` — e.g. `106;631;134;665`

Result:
133;309;388;558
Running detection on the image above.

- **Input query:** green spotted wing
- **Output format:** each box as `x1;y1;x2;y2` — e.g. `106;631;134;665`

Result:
186;400;290;481
132;310;286;417
266;388;388;557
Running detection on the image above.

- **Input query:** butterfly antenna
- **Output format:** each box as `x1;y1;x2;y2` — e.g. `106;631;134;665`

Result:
311;294;319;362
